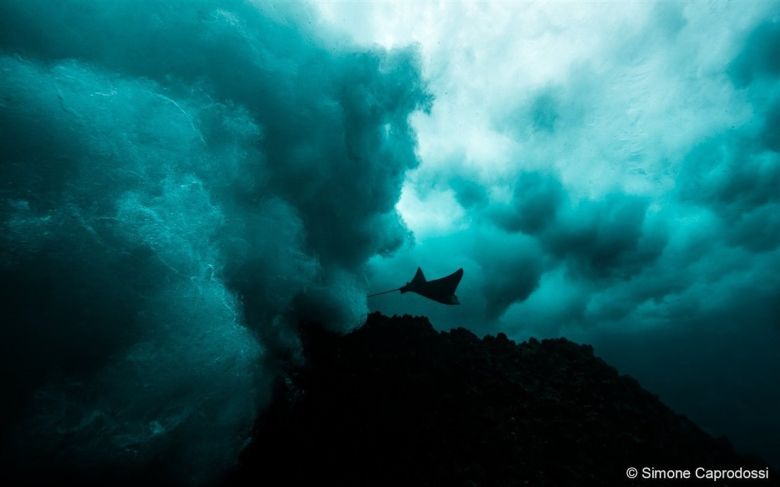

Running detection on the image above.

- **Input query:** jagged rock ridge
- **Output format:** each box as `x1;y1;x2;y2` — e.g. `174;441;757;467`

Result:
229;313;772;486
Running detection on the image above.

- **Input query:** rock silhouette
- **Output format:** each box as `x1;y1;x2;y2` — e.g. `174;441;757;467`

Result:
228;313;775;486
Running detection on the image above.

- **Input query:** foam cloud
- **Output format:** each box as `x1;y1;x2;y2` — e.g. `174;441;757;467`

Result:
331;0;780;465
0;1;429;482
2;0;779;476
338;0;779;330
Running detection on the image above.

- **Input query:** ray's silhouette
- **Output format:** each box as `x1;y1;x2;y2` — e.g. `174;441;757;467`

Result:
369;267;463;305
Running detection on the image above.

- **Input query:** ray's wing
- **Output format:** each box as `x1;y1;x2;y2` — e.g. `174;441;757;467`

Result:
412;267;426;284
442;268;463;294
426;268;463;295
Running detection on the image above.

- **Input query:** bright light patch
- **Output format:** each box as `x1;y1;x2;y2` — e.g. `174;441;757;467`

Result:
396;181;466;237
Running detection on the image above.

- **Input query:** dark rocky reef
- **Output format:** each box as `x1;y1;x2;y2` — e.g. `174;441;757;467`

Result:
228;313;774;486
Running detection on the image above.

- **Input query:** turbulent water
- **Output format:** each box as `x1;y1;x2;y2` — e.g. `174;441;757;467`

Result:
0;1;429;483
2;1;780;483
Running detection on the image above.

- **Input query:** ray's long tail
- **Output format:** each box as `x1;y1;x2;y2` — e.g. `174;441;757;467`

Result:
367;288;401;298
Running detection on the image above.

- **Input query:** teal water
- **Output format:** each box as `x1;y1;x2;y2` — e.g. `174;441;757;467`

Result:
0;1;428;482
1;0;779;483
